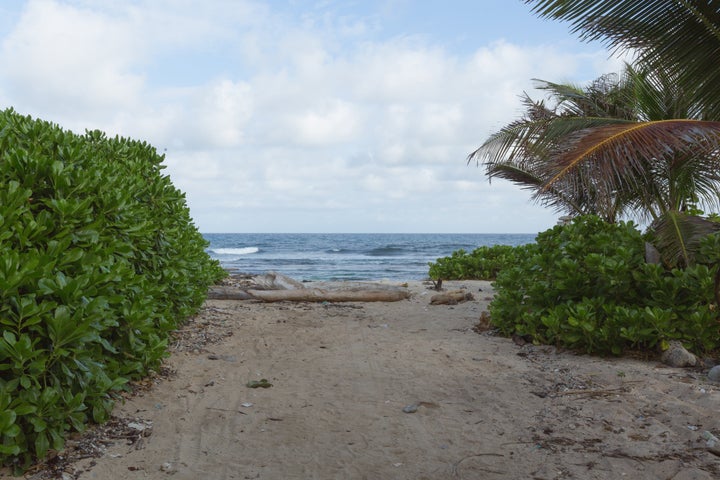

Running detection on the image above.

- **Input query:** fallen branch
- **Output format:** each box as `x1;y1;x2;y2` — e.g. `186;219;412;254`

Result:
209;272;411;303
555;387;628;397
245;288;410;303
207;287;255;300
451;452;505;477
430;290;474;305
207;286;410;303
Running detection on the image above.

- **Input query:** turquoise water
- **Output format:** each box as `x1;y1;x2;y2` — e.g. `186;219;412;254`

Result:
204;233;536;281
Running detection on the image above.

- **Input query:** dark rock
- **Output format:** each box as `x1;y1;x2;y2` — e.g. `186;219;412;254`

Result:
661;341;697;368
708;365;720;383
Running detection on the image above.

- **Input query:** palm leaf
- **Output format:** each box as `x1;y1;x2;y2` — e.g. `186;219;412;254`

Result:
468;93;554;167
536;74;637;119
650;211;720;268
625;64;704;121
525;0;720;119
541;120;720;219
486;163;545;187
486;162;585;215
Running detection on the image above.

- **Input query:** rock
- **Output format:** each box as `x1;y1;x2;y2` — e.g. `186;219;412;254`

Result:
708;365;720;383
402;403;419;413
402;401;439;413
700;357;718;369
702;430;719;448
661;341;697;368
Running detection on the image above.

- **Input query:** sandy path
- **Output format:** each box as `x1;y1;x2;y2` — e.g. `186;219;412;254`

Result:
9;280;720;479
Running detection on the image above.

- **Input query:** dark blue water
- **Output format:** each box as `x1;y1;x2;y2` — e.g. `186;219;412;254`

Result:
203;233;536;281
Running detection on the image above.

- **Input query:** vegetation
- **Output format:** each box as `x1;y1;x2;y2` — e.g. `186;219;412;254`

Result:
489;216;719;355
0;108;225;470
428;244;526;281
431;1;720;357
430;217;720;355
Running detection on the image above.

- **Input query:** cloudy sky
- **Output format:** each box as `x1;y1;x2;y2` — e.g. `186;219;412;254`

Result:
0;0;625;233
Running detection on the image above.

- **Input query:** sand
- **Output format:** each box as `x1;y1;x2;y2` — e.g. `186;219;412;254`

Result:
8;280;720;479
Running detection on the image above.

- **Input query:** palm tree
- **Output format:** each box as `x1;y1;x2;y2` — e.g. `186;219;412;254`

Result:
472;63;720;266
518;1;720;267
473;65;720;223
472;70;638;222
473;1;720;266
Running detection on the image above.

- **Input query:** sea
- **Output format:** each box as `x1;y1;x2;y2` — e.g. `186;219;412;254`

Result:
204;233;536;282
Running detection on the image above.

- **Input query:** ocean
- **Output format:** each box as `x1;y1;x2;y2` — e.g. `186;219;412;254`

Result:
204;233;536;282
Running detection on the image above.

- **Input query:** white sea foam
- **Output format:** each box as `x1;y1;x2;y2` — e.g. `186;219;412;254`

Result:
213;247;259;255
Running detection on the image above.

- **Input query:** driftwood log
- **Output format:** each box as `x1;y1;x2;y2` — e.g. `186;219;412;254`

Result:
253;288;409;303
429;290;474;305
207;285;410;303
207;287;255;300
208;272;411;303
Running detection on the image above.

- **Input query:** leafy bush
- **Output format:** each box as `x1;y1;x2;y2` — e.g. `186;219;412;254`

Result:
0;108;225;470
489;216;720;355
428;244;532;280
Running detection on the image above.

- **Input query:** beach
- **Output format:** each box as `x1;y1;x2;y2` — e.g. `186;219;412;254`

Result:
12;279;720;480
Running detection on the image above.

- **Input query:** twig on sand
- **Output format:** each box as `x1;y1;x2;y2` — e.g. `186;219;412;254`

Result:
451;452;505;477
207;407;247;415
555;386;629;397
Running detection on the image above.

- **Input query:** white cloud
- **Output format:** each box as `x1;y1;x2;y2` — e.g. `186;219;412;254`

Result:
1;0;144;116
286;99;362;146
186;79;255;148
0;0;624;233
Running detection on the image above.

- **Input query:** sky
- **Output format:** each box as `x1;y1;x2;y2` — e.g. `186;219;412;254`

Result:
0;0;627;233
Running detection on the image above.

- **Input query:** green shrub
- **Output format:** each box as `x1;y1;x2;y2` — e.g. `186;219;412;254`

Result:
489;216;720;355
0;108;225;470
428;244;533;280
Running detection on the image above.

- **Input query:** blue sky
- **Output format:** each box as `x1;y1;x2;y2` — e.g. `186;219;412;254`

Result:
0;0;626;233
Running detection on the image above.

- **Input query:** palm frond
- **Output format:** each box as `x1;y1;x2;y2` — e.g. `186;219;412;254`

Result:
536;74;637;119
650;211;720;268
486;163;585;215
543;120;720;198
525;0;720;119
625;63;705;121
468;94;554;167
486;163;544;186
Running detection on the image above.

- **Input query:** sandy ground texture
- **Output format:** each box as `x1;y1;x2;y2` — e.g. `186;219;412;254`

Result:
6;279;720;480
